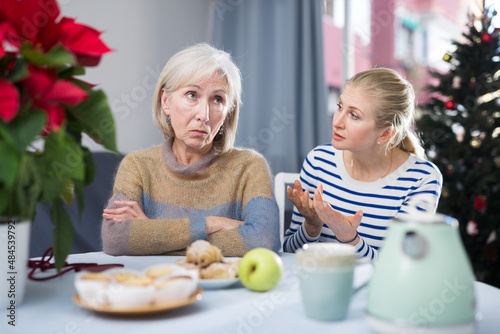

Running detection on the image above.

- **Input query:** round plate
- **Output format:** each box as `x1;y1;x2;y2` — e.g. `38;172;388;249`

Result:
198;278;240;289
73;288;203;315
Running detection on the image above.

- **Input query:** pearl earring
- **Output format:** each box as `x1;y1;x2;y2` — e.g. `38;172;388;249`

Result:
377;141;381;145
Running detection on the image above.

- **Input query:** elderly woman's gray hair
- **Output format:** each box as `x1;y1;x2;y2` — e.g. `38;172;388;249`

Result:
152;43;242;153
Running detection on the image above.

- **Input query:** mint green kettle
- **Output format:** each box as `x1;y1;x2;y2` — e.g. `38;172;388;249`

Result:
367;214;476;334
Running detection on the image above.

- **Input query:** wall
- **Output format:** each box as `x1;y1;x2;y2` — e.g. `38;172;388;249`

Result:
59;0;212;154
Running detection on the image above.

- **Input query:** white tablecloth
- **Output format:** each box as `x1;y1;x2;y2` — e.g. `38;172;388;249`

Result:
4;252;500;334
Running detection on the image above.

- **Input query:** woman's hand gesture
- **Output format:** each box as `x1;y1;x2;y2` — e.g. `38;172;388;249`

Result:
287;180;323;237
313;184;363;244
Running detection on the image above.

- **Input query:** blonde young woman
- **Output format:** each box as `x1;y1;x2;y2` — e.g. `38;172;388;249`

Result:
102;43;279;256
283;68;442;261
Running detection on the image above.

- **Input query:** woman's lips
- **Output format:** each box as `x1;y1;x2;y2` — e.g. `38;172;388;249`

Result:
190;130;208;136
332;132;345;141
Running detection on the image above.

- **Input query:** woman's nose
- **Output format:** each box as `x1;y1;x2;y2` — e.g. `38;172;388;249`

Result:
332;111;344;128
196;100;209;122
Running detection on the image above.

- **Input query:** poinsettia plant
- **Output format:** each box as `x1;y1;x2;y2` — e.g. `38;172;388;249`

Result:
0;0;117;270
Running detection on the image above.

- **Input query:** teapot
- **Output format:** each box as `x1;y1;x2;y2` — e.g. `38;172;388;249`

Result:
367;213;476;334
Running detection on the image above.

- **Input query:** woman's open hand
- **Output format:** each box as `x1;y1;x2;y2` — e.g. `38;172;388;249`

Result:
102;200;149;222
287;179;323;237
313;184;363;244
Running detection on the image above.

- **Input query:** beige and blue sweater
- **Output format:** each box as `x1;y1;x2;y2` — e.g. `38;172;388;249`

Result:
101;139;280;256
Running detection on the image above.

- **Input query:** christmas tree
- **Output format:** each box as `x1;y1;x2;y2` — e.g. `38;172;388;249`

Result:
417;3;500;288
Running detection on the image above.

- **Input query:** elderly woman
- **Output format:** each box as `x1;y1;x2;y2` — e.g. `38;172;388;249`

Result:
284;68;442;261
102;43;280;256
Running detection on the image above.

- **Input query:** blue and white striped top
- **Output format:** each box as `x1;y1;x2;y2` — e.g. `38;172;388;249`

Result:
283;144;443;261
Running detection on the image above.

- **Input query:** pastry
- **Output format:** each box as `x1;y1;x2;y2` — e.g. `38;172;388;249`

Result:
186;240;223;267
113;272;139;283
80;272;111;282
146;265;174;279
175;258;200;271
200;262;238;279
108;275;154;308
74;271;111;306
153;276;197;304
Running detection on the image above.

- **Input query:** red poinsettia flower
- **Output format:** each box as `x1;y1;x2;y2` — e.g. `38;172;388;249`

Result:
0;21;20;57
22;66;88;131
58;17;112;66
0;0;59;45
0;79;19;122
0;0;110;65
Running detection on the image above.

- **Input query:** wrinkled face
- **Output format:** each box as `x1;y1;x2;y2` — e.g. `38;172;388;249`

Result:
162;72;229;156
331;85;385;152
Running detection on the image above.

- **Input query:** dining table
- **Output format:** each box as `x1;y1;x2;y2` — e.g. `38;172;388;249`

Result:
4;251;500;334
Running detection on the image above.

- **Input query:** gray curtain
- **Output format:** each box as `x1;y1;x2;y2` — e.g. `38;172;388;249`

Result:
212;0;331;175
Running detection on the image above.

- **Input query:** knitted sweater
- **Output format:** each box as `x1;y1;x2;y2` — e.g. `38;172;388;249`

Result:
283;144;442;261
101;140;280;256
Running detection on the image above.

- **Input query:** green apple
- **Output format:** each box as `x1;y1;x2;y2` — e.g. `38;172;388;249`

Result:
238;248;283;292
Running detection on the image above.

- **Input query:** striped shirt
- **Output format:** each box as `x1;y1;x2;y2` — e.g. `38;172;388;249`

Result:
283;144;442;261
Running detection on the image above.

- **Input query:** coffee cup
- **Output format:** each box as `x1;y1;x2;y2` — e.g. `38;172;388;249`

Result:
296;243;362;321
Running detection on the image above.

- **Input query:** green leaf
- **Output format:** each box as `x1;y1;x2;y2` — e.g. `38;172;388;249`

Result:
60;176;75;207
20;43;76;67
14;153;42;220
39;174;64;203
68;90;118;153
51;198;75;271
8;58;29;82
0;188;8;215
36;154;63;203
74;180;85;223
5;111;46;153
46;45;77;66
0;142;18;188
58;66;86;79
45;132;85;182
82;147;96;186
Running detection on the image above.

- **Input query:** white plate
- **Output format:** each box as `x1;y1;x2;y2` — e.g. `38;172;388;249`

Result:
198;278;240;290
73;288;203;315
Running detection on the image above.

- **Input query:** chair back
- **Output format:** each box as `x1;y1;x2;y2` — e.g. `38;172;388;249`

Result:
274;172;300;251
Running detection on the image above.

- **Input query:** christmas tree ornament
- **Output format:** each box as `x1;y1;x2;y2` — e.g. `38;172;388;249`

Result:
445;98;457;109
443;53;452;62
474;195;487;212
469;77;477;89
470;137;481;148
481;32;493;44
452;76;461;89
467;220;479;236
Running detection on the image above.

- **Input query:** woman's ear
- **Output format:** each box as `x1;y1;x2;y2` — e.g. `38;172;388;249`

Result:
378;126;396;144
161;89;169;114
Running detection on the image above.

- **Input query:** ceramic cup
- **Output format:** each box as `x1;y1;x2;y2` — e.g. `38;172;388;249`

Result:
296;243;358;321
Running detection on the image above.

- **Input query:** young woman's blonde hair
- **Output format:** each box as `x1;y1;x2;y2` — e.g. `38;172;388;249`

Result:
152;43;242;153
344;67;425;158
